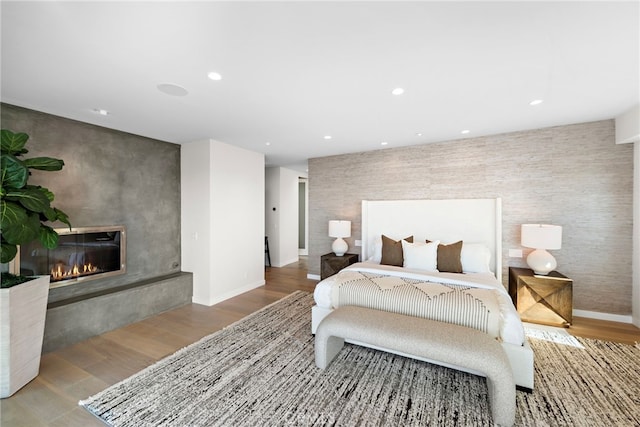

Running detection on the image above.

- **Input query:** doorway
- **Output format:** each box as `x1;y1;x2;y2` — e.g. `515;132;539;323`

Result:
298;178;308;256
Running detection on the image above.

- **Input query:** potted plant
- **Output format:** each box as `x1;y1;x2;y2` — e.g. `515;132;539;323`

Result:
1;128;70;398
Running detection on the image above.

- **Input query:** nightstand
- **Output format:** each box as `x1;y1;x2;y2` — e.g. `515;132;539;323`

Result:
320;253;359;280
509;267;573;327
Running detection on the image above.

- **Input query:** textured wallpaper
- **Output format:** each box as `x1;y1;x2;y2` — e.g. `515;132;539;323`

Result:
309;120;633;315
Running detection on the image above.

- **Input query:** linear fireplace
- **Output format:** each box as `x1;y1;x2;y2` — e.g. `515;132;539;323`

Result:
18;225;126;288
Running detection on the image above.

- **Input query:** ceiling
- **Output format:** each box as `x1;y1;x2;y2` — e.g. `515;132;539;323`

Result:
2;1;638;172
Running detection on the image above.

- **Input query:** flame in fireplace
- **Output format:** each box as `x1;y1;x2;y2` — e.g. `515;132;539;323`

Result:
51;263;100;281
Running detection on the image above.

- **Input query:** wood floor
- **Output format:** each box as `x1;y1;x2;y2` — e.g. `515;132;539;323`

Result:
1;259;638;427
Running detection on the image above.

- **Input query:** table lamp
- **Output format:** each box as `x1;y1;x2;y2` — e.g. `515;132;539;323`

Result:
329;220;351;256
521;224;562;275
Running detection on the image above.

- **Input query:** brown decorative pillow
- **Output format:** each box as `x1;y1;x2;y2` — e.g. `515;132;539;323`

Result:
381;235;413;267
434;240;463;273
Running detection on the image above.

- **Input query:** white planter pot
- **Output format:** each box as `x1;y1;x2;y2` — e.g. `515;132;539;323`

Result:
0;275;50;398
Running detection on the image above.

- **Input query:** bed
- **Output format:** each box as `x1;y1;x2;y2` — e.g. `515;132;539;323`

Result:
311;198;534;390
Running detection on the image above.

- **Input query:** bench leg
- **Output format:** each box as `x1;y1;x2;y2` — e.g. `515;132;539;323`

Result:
315;334;345;369
486;376;516;427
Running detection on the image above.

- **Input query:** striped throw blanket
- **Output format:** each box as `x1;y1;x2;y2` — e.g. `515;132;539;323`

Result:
330;271;502;339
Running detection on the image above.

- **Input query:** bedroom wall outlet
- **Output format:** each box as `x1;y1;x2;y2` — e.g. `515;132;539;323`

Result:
509;249;523;258
355;239;362;247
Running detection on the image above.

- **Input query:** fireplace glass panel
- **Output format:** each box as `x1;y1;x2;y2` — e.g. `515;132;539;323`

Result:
19;226;126;287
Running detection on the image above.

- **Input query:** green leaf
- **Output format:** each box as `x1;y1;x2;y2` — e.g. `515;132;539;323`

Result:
0;242;18;264
39;224;59;249
0;154;28;189
0;129;71;262
0;200;28;229
1;129;29;155
1;212;40;245
43;206;57;222
26;185;54;202
54;207;72;229
24;157;64;171
5;187;51;213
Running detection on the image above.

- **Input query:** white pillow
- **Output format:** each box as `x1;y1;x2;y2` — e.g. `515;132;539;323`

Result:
402;240;439;271
368;236;383;263
461;243;492;273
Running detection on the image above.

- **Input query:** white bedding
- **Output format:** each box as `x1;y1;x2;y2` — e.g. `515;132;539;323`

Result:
313;261;525;346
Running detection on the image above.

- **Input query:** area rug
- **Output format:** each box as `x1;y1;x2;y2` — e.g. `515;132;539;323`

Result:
80;291;640;426
523;323;585;348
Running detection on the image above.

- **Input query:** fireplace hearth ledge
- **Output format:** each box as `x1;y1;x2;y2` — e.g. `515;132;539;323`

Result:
47;272;186;309
42;271;193;353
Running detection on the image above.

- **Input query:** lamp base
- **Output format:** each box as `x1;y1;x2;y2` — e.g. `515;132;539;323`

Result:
332;238;348;256
526;249;557;275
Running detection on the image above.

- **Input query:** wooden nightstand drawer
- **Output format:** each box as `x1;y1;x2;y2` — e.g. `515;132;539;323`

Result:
321;253;359;280
509;267;573;327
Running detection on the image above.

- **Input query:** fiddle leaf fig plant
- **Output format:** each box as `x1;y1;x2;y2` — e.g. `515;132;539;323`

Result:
1;129;71;275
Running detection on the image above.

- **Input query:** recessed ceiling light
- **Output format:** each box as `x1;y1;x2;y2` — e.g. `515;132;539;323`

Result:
265;142;271;146
207;72;222;81
529;99;543;106
92;108;109;116
415;133;423;137
391;88;404;95
381;141;388;146
461;130;470;135
157;83;188;96
324;135;332;140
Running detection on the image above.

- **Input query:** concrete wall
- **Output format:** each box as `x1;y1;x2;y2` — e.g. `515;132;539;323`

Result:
308;120;634;317
43;272;192;352
1;103;183;303
2;104;191;351
181;139;265;306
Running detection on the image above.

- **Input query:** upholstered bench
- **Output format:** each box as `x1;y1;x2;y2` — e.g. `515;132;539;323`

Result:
315;306;516;427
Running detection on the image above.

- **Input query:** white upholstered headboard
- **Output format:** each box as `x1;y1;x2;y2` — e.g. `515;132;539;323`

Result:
361;198;502;282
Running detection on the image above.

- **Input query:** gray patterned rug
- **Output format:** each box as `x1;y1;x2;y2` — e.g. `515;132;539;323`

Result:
80;291;640;426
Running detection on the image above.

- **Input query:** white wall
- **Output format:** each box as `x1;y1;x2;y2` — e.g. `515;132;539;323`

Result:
615;107;640;325
265;167;300;267
279;167;300;265
634;142;640;327
616;105;640;144
182;139;265;306
265;168;280;266
181;139;213;304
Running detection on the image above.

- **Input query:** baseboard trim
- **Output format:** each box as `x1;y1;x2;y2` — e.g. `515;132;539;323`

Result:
573;309;632;324
192;279;265;306
307;273;320;281
275;257;300;268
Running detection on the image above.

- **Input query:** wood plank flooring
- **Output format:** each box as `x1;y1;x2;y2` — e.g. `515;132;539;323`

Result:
1;258;638;427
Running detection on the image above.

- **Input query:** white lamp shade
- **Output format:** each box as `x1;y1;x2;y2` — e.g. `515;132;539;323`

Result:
328;220;351;238
521;224;562;249
521;224;562;275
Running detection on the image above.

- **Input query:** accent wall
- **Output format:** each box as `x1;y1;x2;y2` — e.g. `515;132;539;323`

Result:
308;120;633;317
1;103;182;302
